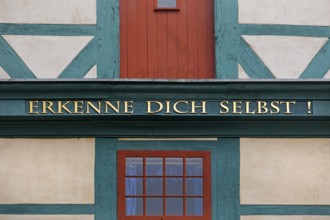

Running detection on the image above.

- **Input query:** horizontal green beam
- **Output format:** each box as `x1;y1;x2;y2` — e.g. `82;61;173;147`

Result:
241;205;330;215
240;24;330;38
0;24;96;36
0;81;329;99
0;204;94;214
0;120;330;137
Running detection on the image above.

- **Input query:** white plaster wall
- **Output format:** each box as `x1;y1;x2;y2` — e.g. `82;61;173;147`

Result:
3;36;93;79
0;0;96;24
0;138;95;204
238;64;250;79
84;66;97;79
241;216;330;220
239;0;330;26
324;70;330;79
0;216;94;220
242;36;328;79
0;67;11;79
240;138;330;205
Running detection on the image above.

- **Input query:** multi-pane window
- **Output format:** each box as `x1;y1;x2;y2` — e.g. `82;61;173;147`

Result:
118;151;211;219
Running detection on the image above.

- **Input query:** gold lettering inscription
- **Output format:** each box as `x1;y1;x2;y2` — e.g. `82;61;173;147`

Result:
270;101;280;114
232;101;242;114
105;101;120;114
220;101;229;114
147;101;163;114
281;101;296;114
28;101;39;114
42;101;56;114
244;101;255;114
73;101;84;114
173;101;189;114
191;101;207;114
57;101;72;114
124;101;134;114
257;101;268;114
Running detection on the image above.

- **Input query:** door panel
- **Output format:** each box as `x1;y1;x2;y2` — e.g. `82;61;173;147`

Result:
120;0;215;79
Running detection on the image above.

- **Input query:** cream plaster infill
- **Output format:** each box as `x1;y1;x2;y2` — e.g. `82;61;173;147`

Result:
0;138;95;204
239;0;330;26
240;138;330;205
242;36;328;79
0;216;94;220
0;0;96;24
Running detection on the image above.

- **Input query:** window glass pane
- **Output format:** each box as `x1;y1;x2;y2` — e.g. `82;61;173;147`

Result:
186;158;203;176
125;178;143;196
158;0;176;8
186;198;203;216
126;157;143;176
186;178;203;196
126;198;143;216
146;198;163;216
166;178;183;195
166;198;183;216
166;157;183;176
146;157;163;176
146;178;163;196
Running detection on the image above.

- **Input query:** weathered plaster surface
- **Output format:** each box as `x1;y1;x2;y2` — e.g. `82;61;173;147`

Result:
84;66;97;79
0;138;95;204
241;216;330;220
239;0;330;26
0;0;96;24
0;67;10;79
0;216;94;220
3;36;93;79
241;138;330;205
242;36;328;79
238;64;250;79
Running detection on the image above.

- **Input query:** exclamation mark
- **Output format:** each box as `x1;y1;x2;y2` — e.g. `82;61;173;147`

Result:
307;101;312;114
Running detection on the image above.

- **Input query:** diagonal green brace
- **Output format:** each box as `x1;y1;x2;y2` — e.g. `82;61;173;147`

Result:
0;36;36;79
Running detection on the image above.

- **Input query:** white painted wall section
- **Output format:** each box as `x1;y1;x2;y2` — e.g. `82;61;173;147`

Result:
0;216;94;220
241;216;330;220
0;0;96;24
3;36;93;79
242;36;328;79
241;138;330;205
0;67;11;79
0;138;95;204
239;0;330;26
238;64;250;79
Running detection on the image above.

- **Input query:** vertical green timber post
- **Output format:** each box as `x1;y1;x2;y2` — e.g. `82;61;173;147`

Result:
97;0;120;78
217;138;240;220
214;0;239;79
95;138;118;220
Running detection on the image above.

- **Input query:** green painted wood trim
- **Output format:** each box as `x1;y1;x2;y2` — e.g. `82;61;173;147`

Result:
95;138;118;220
0;205;94;214
240;24;330;38
239;37;275;79
0;36;36;79
218;138;240;220
214;0;239;79
97;0;120;78
0;24;96;36
240;205;330;215
0;81;330;99
1;120;330;138
58;38;97;79
300;40;330;79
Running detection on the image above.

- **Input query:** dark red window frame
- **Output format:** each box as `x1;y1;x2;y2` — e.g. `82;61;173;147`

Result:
118;150;211;220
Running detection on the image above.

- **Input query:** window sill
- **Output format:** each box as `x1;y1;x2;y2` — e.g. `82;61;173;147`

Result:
154;7;180;12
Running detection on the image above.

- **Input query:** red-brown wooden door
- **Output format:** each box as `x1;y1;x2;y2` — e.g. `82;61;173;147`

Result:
120;0;215;79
